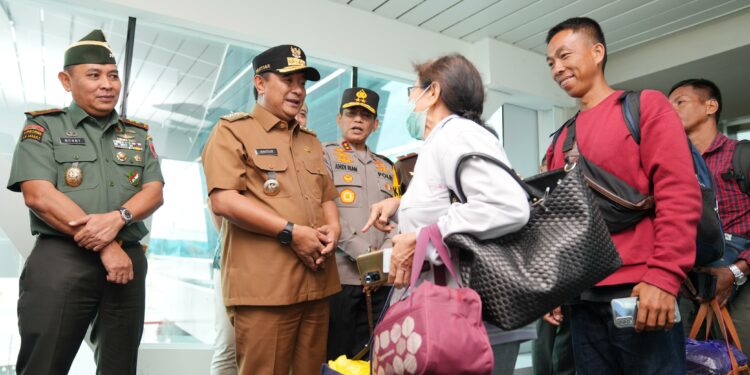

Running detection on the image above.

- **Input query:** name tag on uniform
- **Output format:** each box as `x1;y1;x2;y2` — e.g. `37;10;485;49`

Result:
256;148;278;156
60;137;86;145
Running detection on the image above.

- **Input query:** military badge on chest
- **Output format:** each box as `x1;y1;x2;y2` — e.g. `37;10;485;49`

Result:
113;127;143;151
65;162;83;187
127;170;141;187
263;171;280;196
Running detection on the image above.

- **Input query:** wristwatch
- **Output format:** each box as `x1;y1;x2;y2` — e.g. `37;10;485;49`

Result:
118;207;133;225
277;221;294;246
728;264;747;286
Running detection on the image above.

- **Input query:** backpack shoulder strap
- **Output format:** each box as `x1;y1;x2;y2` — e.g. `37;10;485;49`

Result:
730;140;750;194
618;90;642;145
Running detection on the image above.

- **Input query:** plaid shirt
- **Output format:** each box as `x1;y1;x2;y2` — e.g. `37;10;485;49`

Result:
702;133;750;261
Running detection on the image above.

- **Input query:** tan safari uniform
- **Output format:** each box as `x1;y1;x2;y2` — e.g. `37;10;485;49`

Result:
201;104;340;374
322;140;395;285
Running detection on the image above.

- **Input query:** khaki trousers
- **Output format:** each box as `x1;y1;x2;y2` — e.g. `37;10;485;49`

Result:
229;297;329;375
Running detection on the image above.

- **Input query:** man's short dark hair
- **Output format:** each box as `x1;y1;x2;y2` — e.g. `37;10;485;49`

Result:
669;78;723;123
546;17;608;72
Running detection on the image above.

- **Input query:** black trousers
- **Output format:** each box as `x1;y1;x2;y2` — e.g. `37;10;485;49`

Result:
327;284;390;360
16;235;147;375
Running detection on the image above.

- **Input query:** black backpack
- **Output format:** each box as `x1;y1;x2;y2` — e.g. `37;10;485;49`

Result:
721;140;750;195
618;91;724;267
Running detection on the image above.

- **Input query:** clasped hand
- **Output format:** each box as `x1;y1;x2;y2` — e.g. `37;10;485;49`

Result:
291;224;338;271
69;211;125;251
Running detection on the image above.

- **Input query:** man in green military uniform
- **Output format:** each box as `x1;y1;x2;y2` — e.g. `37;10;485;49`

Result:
6;30;164;374
323;87;396;360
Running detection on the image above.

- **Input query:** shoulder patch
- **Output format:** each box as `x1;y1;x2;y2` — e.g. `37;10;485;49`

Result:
24;108;63;118
300;127;317;137
220;112;252;122
122;118;149;130
397;152;417;161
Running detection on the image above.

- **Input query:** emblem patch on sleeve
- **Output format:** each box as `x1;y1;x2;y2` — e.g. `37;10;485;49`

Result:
21;124;45;142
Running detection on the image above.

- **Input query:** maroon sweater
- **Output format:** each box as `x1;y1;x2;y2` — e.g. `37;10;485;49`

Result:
546;90;701;296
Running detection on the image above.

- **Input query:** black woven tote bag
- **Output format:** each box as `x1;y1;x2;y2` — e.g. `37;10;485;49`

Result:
443;152;622;330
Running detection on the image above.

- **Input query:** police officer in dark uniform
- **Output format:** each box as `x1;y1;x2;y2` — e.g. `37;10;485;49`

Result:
322;88;396;360
7;30;164;374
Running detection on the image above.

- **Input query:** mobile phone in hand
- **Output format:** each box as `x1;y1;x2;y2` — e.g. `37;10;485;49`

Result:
611;296;681;329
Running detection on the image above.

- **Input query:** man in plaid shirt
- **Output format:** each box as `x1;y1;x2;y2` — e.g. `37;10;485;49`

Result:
669;78;750;349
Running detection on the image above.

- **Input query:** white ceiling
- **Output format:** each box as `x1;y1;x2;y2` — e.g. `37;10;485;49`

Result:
330;0;750;54
617;43;750;123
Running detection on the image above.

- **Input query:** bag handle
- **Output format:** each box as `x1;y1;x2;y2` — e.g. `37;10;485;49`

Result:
691;299;745;373
453;152;539;203
408;223;463;289
710;299;742;373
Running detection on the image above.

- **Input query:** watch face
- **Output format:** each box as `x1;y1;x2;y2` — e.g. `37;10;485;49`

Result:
279;230;292;245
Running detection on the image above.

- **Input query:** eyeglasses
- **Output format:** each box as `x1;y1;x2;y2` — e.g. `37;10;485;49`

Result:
407;84;429;97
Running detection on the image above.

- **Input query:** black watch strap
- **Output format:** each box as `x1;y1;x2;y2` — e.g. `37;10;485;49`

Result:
278;221;294;245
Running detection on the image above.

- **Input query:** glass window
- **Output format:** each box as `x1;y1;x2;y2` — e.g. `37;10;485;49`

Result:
356;69;419;160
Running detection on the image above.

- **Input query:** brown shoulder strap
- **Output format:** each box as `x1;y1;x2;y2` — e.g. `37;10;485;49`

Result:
710;299;741;373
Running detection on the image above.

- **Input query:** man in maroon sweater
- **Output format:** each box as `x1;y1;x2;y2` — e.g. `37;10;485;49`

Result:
543;17;701;374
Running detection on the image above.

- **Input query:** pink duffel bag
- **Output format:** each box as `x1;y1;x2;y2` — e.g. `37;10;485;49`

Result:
371;223;494;375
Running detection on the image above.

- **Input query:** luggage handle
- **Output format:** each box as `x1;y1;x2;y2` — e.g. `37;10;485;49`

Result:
408;223;463;290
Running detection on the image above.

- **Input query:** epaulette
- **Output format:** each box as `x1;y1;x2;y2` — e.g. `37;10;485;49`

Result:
397;152;417;161
122;118;149;130
300;127;317;137
25;108;63;117
220;112;252;122
374;152;394;166
323;142;339;148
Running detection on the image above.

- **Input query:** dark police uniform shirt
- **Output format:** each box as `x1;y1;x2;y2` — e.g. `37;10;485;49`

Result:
7;102;164;242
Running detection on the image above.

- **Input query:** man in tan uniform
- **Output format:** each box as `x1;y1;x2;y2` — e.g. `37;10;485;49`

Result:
323;87;396;360
201;44;341;375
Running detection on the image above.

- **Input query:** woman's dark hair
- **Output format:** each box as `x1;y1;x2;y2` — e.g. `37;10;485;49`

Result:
414;54;492;134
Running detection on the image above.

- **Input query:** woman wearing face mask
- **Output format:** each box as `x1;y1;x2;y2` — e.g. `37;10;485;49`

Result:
362;54;532;374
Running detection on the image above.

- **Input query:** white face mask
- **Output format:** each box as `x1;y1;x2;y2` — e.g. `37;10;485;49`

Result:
405;85;431;140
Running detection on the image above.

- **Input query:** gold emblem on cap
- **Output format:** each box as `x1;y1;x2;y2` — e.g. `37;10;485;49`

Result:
290;46;302;59
65;163;83;187
116;151;128;162
356;89;367;103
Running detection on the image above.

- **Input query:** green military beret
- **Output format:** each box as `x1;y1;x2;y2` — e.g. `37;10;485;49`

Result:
64;29;116;67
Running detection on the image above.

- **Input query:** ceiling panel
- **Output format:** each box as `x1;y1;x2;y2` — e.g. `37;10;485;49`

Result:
330;0;750;57
373;0;424;18
419;0;499;32
521;0;653;51
397;0;459;25
440;0;534;39
499;0;611;44
605;0;707;42
348;0;388;12
462;0;577;42
608;0;750;52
